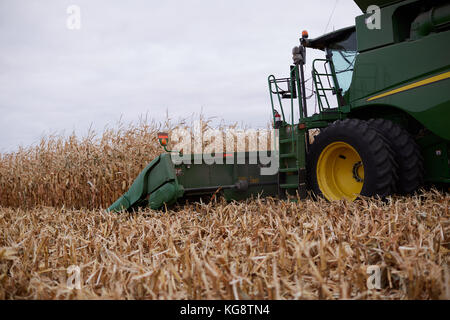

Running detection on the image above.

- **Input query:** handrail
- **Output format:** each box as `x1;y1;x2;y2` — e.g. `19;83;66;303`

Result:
268;74;294;149
312;58;335;112
289;69;295;149
293;65;304;122
268;75;287;123
268;65;305;151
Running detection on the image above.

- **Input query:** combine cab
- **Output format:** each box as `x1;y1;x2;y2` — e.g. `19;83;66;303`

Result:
108;0;450;212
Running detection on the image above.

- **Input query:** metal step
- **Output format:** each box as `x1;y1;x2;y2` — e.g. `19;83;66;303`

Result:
279;168;298;173
280;138;295;144
280;184;299;189
280;153;297;159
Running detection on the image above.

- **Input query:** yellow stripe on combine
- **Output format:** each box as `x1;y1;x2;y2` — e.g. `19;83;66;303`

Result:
367;71;450;102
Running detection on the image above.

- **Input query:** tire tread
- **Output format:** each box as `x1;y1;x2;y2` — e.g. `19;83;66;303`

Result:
367;119;424;195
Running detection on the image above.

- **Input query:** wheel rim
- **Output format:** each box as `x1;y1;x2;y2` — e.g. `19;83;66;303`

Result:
316;141;365;201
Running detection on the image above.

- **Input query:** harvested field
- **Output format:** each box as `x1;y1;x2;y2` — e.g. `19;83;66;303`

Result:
1;193;449;300
0;119;449;300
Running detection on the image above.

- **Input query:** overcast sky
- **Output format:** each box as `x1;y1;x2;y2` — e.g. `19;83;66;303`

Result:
0;0;361;152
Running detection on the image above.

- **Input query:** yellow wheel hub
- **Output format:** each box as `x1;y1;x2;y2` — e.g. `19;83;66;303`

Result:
317;142;365;201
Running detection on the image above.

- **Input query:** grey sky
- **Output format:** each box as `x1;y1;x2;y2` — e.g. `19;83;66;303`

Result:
0;0;361;152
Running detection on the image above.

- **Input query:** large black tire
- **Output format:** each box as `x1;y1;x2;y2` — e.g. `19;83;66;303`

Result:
307;119;398;200
367;119;424;195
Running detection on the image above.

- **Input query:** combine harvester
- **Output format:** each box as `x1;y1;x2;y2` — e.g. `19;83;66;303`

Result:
108;0;450;212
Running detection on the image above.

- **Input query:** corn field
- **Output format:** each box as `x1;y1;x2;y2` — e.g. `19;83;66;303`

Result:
0;116;272;210
0;118;449;300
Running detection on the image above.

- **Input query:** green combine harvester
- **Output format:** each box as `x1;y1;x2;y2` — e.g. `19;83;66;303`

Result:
108;0;450;212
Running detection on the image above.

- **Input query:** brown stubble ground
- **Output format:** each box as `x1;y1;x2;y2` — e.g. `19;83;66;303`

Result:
1;192;449;300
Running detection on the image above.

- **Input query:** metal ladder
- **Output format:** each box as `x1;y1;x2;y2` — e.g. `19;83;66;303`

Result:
277;131;307;199
268;67;308;199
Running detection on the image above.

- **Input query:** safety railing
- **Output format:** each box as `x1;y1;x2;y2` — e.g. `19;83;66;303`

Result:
312;59;339;113
268;66;308;119
268;65;305;148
